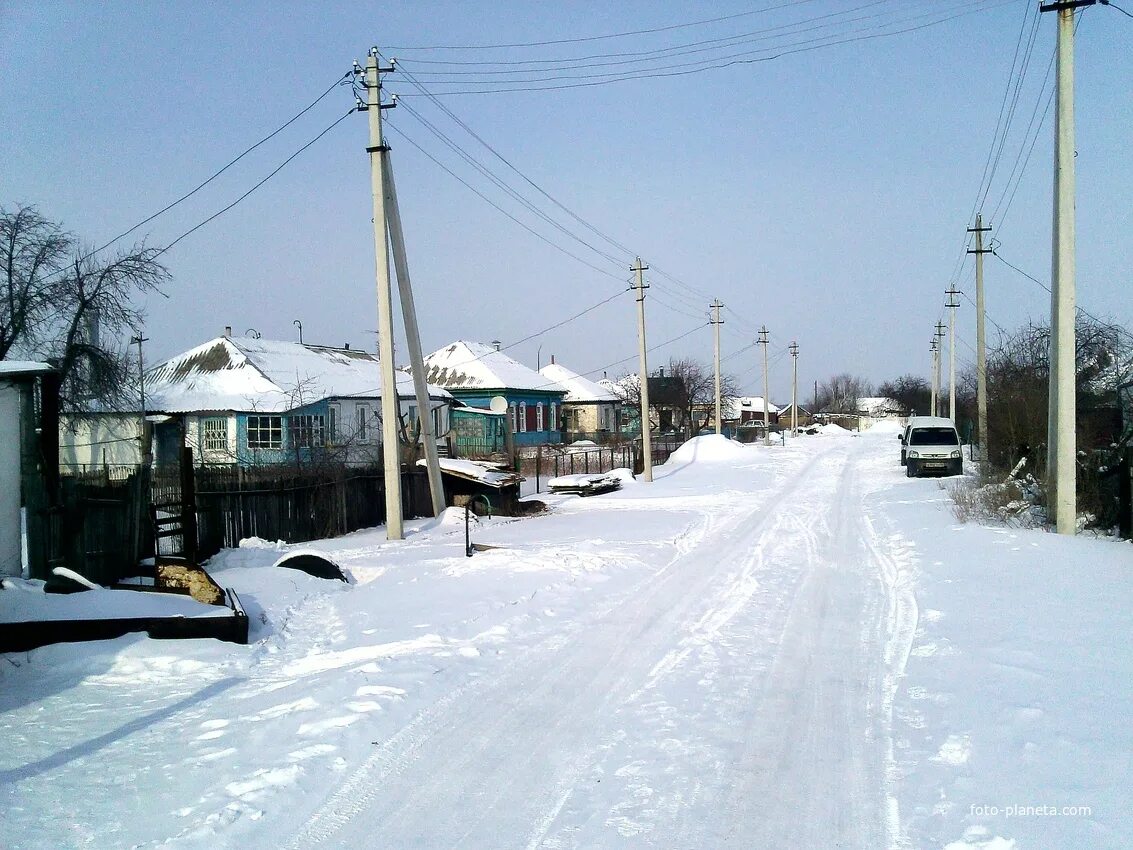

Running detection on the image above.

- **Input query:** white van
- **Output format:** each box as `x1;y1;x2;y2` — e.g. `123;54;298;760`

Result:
898;416;962;477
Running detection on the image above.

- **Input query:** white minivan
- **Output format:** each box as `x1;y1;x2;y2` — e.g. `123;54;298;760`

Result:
899;416;963;477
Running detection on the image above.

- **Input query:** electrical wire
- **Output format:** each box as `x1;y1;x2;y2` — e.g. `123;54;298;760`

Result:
156;107;357;258
386;1;823;50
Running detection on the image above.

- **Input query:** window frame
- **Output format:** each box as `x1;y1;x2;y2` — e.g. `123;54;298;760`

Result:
246;415;283;450
202;417;228;453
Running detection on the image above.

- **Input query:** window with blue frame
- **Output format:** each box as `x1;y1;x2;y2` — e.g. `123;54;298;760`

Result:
247;415;282;449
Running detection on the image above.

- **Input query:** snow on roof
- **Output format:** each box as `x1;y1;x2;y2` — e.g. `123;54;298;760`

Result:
857;396;904;415
0;361;54;378
422;340;561;394
145;337;451;414
539;362;620;404
599;374;637;401
734;396;781;415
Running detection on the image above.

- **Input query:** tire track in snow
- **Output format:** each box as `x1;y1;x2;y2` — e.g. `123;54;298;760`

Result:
280;445;841;848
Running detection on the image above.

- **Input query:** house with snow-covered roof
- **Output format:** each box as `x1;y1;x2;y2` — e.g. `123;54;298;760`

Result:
60;334;452;469
421;340;564;447
539;358;621;440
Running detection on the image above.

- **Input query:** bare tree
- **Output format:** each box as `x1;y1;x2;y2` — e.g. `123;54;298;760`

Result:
877;374;931;416
816;373;873;413
666;357;740;431
1;204;169;409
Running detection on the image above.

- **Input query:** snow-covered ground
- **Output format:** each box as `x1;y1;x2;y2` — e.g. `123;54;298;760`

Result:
1;428;1129;848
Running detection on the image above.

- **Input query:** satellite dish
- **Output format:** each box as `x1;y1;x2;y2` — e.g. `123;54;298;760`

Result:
489;395;508;414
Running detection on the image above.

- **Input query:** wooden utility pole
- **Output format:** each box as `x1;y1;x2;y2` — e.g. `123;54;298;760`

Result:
1041;0;1092;534
968;215;992;461
710;300;723;435
131;334;151;466
945;285;961;422
632;258;653;482
757;326;770;446
364;48;403;539
789;341;799;435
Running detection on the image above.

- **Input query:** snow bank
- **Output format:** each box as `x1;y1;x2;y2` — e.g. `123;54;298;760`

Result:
817;423;852;434
867;419;905;434
667;434;750;464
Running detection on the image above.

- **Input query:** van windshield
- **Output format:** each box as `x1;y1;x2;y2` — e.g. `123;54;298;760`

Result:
909;427;959;446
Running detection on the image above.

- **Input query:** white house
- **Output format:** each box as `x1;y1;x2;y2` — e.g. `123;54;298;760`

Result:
539;359;621;437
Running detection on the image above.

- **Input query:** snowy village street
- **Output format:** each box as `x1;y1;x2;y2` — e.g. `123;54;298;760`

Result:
3;427;1131;849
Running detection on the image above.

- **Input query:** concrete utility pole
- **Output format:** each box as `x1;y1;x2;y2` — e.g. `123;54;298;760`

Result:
382;155;445;518
1041;0;1091;535
929;339;939;417
364;48;403;539
131;334;151;466
789;341;799;435
758;326;770;446
710;300;723;435
934;322;946;417
968;215;993;461
632;257;653;482
945;285;961;422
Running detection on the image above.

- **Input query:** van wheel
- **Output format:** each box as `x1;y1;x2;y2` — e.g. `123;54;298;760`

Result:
905;464;915;478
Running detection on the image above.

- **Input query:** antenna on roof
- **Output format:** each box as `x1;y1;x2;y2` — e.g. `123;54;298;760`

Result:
293;319;303;345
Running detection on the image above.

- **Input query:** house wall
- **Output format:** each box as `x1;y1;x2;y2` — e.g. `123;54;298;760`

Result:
562;402;618;434
449;391;563;446
59;414;143;469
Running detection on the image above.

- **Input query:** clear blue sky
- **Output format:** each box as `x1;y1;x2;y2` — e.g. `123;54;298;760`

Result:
3;1;1130;401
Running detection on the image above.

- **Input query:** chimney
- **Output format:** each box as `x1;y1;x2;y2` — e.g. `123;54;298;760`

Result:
551;354;555;364
491;339;501;351
224;326;232;338
658;367;664;378
344;342;350;350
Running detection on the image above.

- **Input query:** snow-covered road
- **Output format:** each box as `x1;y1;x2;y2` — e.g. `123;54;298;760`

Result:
3;427;1129;849
285;439;910;848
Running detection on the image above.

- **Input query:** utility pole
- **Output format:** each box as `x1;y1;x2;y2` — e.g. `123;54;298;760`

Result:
929;338;939;417
382;154;445;518
934;322;946;417
363;47;403;539
757;326;770;446
632;257;653;482
789;341;799;435
1041;0;1091;534
945;285;961;422
131;334;151;466
710;300;723;435
968;215;993;461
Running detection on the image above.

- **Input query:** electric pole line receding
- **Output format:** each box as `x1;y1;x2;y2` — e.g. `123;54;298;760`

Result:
934;322;946;417
757;326;770;446
710;300;724;436
1041;0;1092;535
930;338;939;417
945;285;961;422
968;214;993;462
632;258;653;483
789;341;799;436
364;48;405;540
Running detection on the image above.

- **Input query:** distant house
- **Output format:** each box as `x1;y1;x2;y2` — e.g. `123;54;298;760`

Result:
61;336;453;469
775;402;813;428
422;341;565;447
856;397;905;418
600;370;689;436
539;359;621;441
735;396;781;426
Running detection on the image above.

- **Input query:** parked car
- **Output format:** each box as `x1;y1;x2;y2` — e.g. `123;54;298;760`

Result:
899;416;962;477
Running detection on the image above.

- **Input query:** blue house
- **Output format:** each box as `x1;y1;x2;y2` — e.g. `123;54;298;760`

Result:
134;335;452;468
422;340;565;448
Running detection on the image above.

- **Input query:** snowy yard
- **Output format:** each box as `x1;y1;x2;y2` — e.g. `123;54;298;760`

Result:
1;428;1129;849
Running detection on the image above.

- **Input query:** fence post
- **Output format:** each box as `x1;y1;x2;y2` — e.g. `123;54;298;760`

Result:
179;446;198;564
536;445;542;493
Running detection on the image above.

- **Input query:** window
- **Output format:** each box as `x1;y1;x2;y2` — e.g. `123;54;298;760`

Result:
357;405;370;442
536;402;544;432
202;417;227;452
518;402;527;433
509;404;517;433
328;404;339;444
549;402;558;432
289;414;325;449
247;415;282;449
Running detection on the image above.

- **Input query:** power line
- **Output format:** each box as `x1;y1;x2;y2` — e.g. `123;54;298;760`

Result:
392;2;1013;96
156;107;357;258
1100;0;1133;19
386;0;823;51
